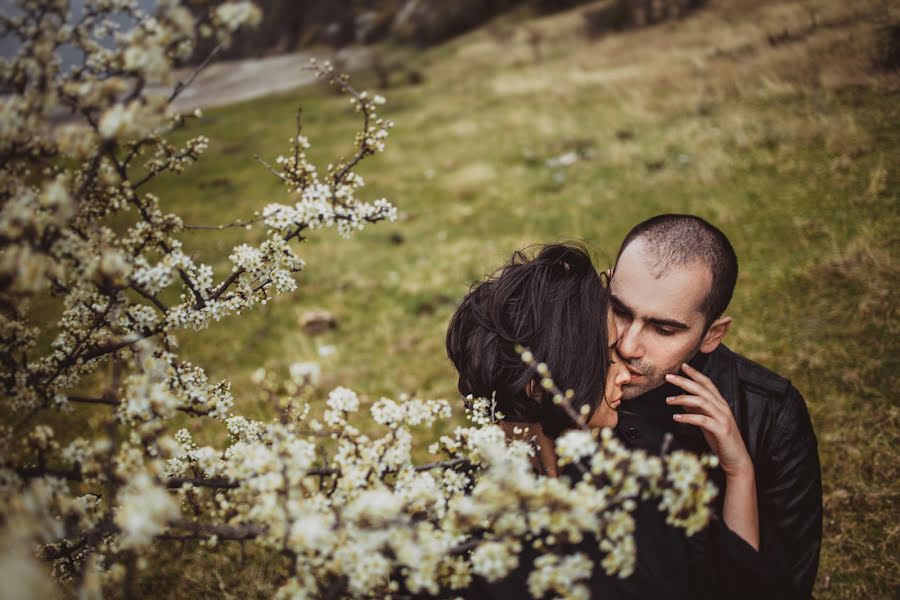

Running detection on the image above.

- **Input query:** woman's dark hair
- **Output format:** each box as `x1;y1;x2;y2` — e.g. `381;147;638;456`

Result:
446;242;609;438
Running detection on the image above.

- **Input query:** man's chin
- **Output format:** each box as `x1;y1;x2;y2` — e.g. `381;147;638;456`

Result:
620;379;664;400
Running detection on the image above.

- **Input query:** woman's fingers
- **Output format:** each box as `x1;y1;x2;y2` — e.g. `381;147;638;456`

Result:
666;394;728;420
665;371;708;397
679;361;716;391
671;369;754;479
667;366;729;410
681;364;728;409
675;405;754;479
673;412;725;436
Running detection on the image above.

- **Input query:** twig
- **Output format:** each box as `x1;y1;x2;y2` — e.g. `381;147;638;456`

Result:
517;345;590;431
169;44;223;104
183;211;275;231
254;154;288;181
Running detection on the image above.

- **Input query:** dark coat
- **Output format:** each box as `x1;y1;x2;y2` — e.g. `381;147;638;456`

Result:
465;475;792;600
459;343;821;599
616;343;823;598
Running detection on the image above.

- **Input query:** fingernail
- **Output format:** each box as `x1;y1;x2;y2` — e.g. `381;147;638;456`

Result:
673;414;682;420
665;373;674;380
666;396;674;403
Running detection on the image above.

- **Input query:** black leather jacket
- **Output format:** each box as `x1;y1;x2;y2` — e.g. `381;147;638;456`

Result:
616;343;823;598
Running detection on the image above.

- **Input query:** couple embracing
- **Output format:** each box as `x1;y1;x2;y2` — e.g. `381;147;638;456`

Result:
446;214;822;599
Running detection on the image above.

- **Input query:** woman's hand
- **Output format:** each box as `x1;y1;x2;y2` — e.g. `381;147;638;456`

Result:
666;362;759;550
665;363;753;479
499;420;559;477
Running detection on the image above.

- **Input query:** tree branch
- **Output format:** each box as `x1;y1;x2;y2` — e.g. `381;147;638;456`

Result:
166;476;238;490
165;519;264;542
68;394;118;406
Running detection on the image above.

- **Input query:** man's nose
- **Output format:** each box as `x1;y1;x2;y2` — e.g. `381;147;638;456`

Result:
617;322;644;360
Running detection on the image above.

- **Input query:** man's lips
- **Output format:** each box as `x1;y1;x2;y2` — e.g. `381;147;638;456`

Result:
625;366;644;378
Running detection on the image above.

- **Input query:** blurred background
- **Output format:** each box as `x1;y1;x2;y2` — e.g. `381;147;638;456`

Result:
9;0;897;597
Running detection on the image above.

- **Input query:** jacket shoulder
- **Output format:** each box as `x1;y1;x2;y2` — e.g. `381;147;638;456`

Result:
713;347;817;463
714;344;793;398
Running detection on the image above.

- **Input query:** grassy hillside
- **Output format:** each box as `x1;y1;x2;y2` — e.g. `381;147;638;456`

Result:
140;0;898;597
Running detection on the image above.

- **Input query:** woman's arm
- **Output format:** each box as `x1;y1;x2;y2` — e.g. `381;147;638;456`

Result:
720;461;759;551
499;420;559;477
665;363;759;550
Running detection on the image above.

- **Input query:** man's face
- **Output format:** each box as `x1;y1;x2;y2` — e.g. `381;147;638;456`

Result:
608;239;712;399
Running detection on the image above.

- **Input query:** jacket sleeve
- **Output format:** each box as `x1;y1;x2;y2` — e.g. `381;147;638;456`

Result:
759;386;823;598
695;517;793;600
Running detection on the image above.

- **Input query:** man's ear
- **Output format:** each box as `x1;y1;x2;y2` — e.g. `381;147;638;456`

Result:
699;316;732;353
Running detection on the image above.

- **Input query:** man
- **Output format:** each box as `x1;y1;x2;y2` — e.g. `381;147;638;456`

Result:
446;242;766;599
608;214;822;598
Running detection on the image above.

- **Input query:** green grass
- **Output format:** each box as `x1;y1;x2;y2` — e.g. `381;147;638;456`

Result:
122;1;900;597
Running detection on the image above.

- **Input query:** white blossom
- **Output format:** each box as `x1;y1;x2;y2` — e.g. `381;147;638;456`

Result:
114;473;180;549
555;429;599;466
471;540;521;581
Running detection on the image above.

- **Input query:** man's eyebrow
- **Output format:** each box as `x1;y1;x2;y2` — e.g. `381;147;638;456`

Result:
609;293;690;330
647;317;690;331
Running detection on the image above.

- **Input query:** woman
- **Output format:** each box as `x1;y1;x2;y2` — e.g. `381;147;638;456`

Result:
446;241;631;475
446;242;785;599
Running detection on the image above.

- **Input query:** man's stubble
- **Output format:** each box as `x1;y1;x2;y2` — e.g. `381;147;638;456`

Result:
619;338;703;400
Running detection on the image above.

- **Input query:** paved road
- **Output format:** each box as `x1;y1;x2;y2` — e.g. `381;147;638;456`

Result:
163;47;372;113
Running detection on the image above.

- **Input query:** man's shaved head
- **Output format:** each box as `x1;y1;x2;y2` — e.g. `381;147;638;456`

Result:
615;214;738;327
